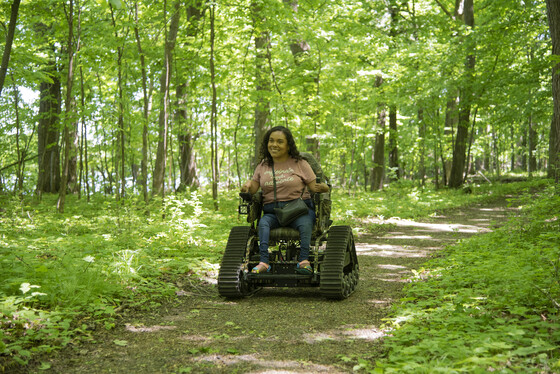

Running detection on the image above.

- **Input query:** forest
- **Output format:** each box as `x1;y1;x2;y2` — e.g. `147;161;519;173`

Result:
0;0;558;201
1;0;560;372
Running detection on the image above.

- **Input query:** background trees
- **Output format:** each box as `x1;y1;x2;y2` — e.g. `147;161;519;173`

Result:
0;0;554;200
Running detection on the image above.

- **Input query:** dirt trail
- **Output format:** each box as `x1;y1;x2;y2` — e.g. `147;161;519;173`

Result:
29;198;519;374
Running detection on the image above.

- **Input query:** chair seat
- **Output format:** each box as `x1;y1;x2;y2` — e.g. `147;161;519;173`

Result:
270;227;300;241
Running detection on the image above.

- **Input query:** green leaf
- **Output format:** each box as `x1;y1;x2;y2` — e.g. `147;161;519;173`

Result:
39;362;52;370
113;340;128;347
108;0;122;9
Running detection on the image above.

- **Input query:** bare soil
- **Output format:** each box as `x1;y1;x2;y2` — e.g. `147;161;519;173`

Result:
24;197;520;374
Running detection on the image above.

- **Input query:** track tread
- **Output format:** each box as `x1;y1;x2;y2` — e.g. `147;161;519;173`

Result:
217;226;253;298
320;225;359;299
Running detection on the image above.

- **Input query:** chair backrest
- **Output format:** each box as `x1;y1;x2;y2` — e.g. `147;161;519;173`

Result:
300;152;332;235
300;152;325;183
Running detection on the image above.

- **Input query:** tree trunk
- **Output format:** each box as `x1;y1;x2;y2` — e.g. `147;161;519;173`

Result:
12;80;23;194
134;1;150;203
546;0;560;185
177;0;203;192
67;120;79;194
283;0;319;134
57;0;75;213
251;2;271;169
110;5;126;201
36;44;61;195
0;0;21;97
449;0;475;188
418;108;426;186
370;75;385;191
153;0;181;196
388;105;399;180
210;3;219;209
79;66;90;200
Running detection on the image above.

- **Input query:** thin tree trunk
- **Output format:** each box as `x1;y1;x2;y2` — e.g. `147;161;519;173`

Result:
371;104;386;191
57;0;75;213
528;115;537;176
210;3;218;209
418;108;426;186
12;79;22;194
79;66;90;201
388;105;399;180
545;0;560;186
134;1;149;202
0;0;20;97
153;0;181;196
251;1;271;168
110;4;126;201
371;75;385;191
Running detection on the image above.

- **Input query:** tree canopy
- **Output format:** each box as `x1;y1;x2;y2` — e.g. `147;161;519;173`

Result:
0;0;555;202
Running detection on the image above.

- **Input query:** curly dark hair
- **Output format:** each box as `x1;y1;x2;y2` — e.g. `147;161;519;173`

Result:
260;126;302;166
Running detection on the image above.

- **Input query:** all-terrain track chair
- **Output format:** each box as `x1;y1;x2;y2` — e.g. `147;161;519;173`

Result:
217;153;359;300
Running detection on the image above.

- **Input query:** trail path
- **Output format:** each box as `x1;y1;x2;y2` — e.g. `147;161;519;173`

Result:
31;197;519;374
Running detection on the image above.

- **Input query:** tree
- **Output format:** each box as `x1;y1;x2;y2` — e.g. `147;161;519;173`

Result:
210;2;218;208
57;0;77;213
133;1;150;202
546;0;560;185
177;0;204;192
448;0;475;188
250;1;271;169
153;0;181;196
371;75;385;191
36;42;61;195
0;0;20;97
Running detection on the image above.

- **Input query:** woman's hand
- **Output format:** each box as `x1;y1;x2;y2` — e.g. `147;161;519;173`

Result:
307;180;329;194
241;180;259;194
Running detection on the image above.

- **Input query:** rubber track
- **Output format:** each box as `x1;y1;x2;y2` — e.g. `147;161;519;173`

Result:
320;225;356;299
217;226;252;298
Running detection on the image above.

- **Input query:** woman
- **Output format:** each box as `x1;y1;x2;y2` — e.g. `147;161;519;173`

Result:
241;126;330;274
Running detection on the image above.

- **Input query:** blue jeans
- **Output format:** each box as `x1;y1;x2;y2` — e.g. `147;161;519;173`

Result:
257;199;315;264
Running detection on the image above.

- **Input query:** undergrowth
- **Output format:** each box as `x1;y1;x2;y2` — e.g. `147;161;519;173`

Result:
0;178;553;370
369;183;560;373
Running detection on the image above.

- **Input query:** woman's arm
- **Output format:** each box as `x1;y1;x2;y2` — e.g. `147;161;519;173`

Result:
241;180;259;194
306;180;329;194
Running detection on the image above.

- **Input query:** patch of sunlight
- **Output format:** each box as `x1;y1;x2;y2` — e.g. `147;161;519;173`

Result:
112;249;141;277
373;276;408;283
125;324;177;333
180;334;214;342
368;299;393;305
304;325;386;344
356;243;431;258
193;354;342;373
383;234;435;240
342;328;386;340
304;333;336;343
365;217;492;234
479;207;507;212
377;264;408;270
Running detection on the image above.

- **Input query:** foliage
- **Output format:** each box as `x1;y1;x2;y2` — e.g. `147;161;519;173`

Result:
0;0;554;196
370;183;560;373
0;179;549;369
0;190;233;369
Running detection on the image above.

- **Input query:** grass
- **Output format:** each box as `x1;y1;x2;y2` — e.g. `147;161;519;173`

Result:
0;177;555;370
370;183;560;373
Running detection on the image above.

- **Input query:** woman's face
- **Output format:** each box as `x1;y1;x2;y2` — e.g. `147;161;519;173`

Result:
268;131;289;160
